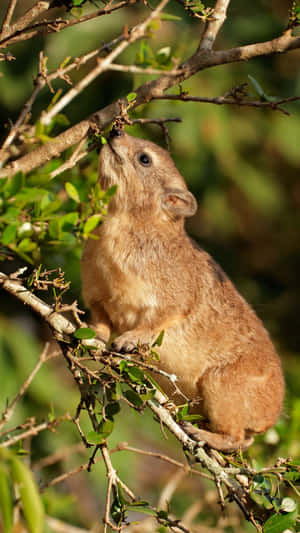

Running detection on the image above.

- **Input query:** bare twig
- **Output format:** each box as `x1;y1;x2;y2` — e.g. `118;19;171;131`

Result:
107;64;180;76
0;1;130;48
40;0;171;127
0;414;71;448
153;93;300;115
0;342;51;432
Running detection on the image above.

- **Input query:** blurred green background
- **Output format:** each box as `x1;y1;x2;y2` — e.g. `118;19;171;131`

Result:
0;0;299;530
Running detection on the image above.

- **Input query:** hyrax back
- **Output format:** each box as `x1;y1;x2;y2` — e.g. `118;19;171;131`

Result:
81;129;285;451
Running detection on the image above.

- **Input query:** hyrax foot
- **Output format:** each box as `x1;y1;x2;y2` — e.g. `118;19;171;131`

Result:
111;330;155;353
180;421;254;453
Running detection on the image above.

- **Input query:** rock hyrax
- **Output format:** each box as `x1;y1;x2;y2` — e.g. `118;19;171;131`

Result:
81;128;285;451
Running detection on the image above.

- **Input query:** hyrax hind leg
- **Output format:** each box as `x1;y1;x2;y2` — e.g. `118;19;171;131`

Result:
185;352;283;452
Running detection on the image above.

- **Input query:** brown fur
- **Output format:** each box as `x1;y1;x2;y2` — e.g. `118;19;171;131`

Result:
81;130;285;452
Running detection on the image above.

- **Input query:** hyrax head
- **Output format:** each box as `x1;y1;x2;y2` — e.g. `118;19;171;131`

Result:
99;128;197;221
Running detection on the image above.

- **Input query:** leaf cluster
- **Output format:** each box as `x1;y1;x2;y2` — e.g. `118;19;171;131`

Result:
0;154;117;264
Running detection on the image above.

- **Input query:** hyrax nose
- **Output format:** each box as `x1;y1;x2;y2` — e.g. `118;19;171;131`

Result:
109;128;124;139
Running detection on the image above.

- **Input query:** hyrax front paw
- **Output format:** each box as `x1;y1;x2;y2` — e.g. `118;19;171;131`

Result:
111;331;154;353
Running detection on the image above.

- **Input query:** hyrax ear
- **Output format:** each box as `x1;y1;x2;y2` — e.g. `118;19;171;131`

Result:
161;189;197;218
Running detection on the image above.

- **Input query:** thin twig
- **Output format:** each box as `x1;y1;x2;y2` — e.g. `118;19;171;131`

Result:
0;414;71;448
152;93;300;115
40;0;171;127
0;1;130;48
0;342;51;432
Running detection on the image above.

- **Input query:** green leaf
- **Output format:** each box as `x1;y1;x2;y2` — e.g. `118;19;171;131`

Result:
65;182;80;203
127;366;145;382
160;13;181;20
60;212;79;231
74;327;96;340
15;188;48;204
152;330;165;347
248;75;267;100
83;214;102;235
127;92;137;102
18;238;37;253
87;419;114;444
124;390;143;408
126;504;156;516
2;225;17;246
263;509;298;533
3;172;23;198
11;457;44;533
105;402;121;419
119;360;128;373
0;465;13;533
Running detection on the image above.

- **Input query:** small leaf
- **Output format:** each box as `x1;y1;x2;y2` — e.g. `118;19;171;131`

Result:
263;509;298;533
2;225;17;246
83;214;102;235
248;75;267;100
3;172;23;198
65;182;80;203
87;420;114;443
124;390;143;408
60;212;79;231
127;92;137;102
11;457;44;533
105;402;121;419
127;366;145;382
74;327;96;340
152;330;165;347
18;239;37;253
126;504;156;516
160;13;181;20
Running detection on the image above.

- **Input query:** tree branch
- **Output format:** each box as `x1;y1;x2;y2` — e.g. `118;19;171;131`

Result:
0;269;253;519
0;1;130;48
1;30;300;178
198;0;231;51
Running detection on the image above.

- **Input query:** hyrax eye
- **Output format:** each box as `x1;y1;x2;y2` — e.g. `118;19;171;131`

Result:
138;153;151;166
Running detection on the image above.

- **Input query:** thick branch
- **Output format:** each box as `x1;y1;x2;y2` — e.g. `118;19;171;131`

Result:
1;30;300;178
198;0;231;51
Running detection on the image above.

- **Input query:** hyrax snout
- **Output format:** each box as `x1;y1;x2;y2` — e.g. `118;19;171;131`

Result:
81;128;285;452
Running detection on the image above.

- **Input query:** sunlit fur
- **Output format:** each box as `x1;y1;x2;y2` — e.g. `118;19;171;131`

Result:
81;131;284;451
